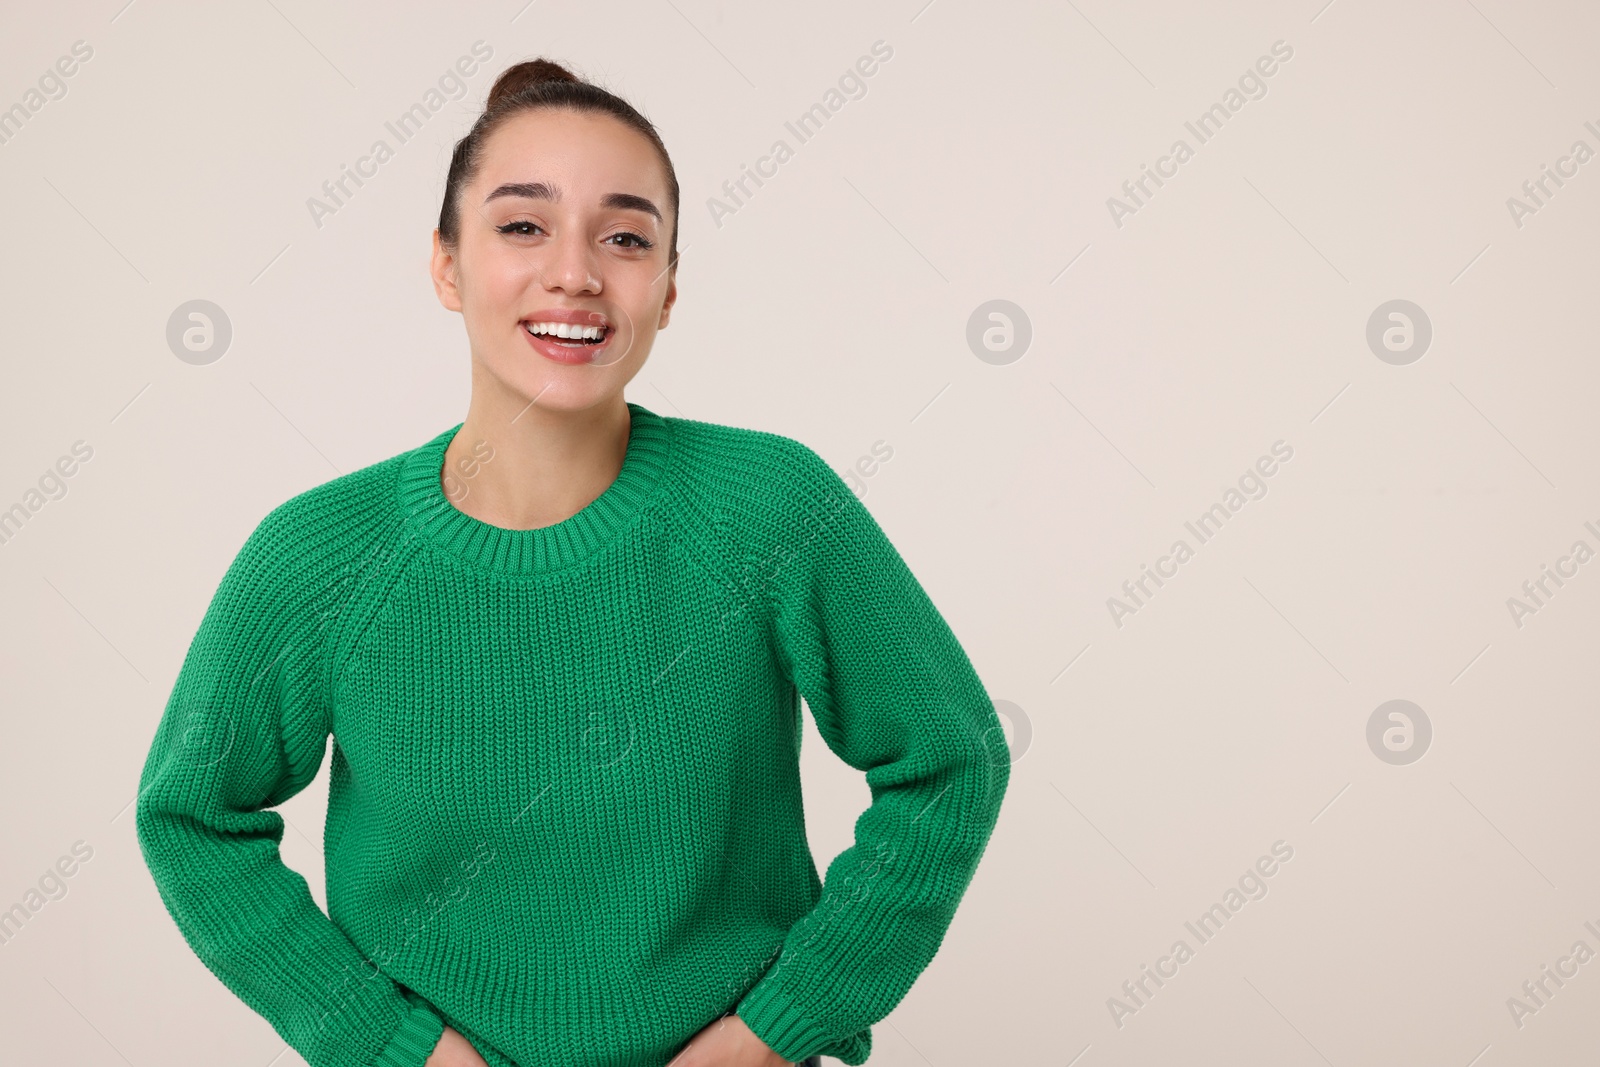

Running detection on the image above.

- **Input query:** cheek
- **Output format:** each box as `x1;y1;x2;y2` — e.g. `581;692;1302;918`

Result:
622;281;668;331
469;245;541;308
478;285;521;321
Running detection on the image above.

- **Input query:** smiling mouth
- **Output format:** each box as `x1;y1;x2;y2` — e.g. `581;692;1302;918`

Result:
522;321;612;347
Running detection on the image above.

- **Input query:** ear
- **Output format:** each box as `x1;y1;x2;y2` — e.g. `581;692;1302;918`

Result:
430;229;463;312
657;267;678;331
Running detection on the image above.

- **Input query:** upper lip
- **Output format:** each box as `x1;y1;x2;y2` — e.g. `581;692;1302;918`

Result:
521;308;611;331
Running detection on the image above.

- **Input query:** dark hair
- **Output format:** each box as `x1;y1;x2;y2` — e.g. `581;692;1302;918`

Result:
437;58;680;271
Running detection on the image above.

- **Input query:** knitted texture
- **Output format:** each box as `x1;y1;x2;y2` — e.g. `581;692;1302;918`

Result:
135;401;1010;1067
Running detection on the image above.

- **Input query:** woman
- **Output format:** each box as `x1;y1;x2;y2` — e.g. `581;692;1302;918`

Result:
135;58;1009;1067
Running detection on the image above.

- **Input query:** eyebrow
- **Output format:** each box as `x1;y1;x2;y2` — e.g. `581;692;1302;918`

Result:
483;181;662;223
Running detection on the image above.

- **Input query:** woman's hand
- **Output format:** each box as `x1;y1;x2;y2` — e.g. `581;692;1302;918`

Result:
667;1011;792;1066
424;1026;490;1067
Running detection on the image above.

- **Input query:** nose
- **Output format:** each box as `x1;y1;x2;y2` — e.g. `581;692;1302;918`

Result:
543;229;601;296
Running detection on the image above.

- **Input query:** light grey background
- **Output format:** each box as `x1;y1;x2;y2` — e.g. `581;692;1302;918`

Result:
3;0;1598;1064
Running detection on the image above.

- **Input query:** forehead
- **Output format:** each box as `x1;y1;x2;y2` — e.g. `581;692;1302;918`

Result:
475;107;668;200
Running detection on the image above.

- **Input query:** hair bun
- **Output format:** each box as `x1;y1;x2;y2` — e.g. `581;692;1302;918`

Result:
487;58;581;109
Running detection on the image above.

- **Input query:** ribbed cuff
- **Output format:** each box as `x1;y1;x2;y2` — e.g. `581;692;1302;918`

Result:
736;977;830;1064
373;997;445;1067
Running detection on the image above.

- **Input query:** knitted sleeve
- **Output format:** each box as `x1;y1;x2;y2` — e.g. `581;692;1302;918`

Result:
734;441;1011;1065
134;504;444;1067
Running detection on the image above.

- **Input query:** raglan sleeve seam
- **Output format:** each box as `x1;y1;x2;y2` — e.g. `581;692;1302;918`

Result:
731;435;1011;1065
134;500;445;1067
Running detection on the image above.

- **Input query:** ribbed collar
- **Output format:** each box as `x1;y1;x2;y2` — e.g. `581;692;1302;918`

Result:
395;401;673;577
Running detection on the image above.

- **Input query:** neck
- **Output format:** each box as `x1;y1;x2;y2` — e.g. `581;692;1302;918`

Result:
444;383;632;531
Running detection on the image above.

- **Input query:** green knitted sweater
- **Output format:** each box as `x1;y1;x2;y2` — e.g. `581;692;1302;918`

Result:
134;401;1009;1067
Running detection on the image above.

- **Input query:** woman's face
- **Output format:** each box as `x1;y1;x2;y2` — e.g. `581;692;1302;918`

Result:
430;106;677;414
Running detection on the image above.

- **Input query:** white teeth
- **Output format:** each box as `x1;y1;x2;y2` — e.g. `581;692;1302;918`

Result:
525;321;604;340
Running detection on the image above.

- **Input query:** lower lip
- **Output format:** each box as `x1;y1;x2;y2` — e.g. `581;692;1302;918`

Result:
522;323;614;365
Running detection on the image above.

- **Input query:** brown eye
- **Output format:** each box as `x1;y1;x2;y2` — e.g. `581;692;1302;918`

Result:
496;221;544;236
607;231;653;250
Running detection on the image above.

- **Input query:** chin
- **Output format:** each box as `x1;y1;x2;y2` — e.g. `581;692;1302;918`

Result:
488;361;628;414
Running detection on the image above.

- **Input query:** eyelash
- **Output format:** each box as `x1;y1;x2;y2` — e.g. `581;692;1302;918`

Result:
495;221;654;250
